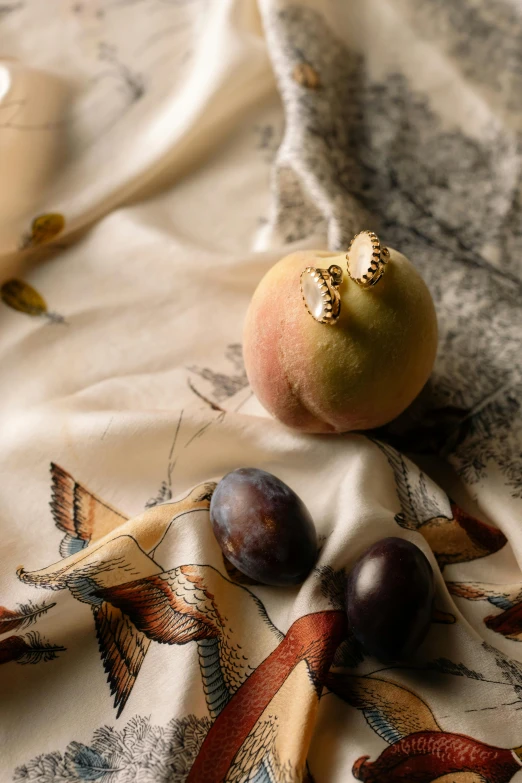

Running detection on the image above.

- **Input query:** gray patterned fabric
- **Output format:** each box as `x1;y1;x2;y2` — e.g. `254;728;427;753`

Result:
262;0;522;499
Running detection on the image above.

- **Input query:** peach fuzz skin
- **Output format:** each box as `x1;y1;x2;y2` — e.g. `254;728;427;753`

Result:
243;249;438;433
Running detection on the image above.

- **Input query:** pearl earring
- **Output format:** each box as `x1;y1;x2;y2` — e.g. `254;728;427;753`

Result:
346;231;390;288
300;264;343;324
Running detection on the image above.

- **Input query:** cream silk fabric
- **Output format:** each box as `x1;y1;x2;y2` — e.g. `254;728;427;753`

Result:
1;1;522;782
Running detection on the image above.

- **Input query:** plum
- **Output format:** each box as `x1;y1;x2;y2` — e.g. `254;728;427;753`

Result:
210;468;317;586
345;537;434;662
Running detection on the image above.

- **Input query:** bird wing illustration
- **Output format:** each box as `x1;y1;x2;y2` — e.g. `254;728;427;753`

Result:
98;566;222;645
19;535;162;715
99;564;282;714
447;581;522;611
420;513;508;570
99;569;227;718
374;442;507;568
50;463;128;557
373;440;452;528
94;601;151;717
326;673;441;744
23;480;217;591
50;464;216;560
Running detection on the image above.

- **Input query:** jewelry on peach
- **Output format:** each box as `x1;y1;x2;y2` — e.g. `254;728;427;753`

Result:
346;231;390;288
300;264;343;324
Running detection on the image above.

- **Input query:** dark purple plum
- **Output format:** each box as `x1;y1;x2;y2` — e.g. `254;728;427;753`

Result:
210;467;317;586
345;537;434;662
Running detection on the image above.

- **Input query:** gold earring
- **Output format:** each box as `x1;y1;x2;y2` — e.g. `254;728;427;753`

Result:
346;231;390;288
300;264;343;324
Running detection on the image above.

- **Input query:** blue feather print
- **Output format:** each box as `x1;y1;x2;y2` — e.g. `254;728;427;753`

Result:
66;743;118;781
251;760;273;783
363;708;403;745
489;594;515;611
59;534;88;559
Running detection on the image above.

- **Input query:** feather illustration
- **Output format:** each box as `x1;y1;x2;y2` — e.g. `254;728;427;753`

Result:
188;343;248;403
375;440;452;525
318;565;346;610
485;644;522;698
0;599;56;634
64;743;120;781
14;714;212;783
225;717;279;783
48;546;343;780
0;631;65;665
0;279;65;323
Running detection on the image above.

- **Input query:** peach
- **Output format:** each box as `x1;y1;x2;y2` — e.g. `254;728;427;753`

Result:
243;248;437;433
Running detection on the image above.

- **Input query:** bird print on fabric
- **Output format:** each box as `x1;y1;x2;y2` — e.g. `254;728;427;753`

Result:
20;538;346;781
13;462;521;782
448;581;522;643
16;464;347;781
326;673;522;782
14;665;522;782
374;441;507;568
18;463;216;716
97;562;285;721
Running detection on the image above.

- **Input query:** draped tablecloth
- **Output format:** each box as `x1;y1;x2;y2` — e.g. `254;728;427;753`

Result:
1;1;522;781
